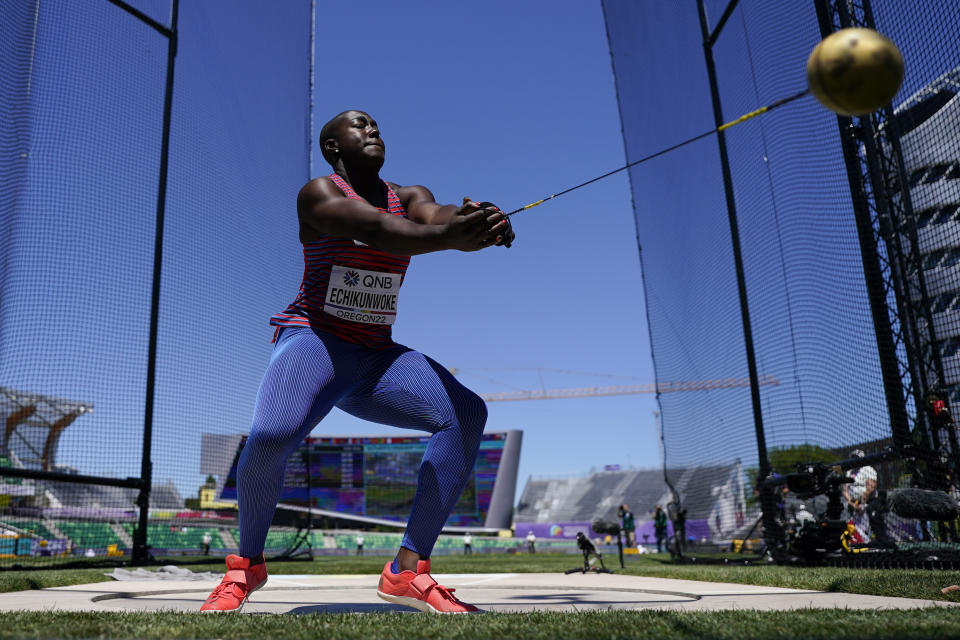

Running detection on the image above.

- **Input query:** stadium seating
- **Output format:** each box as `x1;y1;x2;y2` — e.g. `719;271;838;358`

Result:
0;536;33;556
56;521;126;549
0;520;56;540
516;469;673;524
228;528;302;552
332;533;401;550
515;466;747;526
141;525;223;551
44;480;183;510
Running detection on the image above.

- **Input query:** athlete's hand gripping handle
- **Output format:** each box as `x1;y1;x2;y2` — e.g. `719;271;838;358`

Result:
443;199;508;252
474;201;513;248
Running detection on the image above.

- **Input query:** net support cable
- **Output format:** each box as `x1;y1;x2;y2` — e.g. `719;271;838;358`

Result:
505;88;809;217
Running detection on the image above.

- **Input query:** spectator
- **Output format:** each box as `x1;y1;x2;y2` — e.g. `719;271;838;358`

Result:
356;534;365;556
848;466;878;542
842;450;878;542
202;531;212;556
463;533;472;555
673;508;688;551
654;505;668;553
618;504;636;546
843;451;862;507
526;530;536;554
843;451;877;515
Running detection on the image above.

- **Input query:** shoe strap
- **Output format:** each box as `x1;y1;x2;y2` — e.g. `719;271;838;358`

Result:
224;569;251;587
410;573;437;596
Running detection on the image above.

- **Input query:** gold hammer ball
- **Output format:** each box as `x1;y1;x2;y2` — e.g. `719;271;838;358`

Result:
806;27;904;116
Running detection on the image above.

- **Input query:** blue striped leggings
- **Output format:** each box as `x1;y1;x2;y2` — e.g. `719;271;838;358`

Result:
237;325;487;559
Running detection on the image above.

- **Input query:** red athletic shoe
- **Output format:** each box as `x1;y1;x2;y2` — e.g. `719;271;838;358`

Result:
377;559;479;614
200;554;268;613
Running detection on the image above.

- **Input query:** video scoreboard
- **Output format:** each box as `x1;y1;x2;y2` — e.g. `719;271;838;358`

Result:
220;432;509;526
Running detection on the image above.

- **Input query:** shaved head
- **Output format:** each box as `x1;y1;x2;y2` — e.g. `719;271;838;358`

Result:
319;110;364;166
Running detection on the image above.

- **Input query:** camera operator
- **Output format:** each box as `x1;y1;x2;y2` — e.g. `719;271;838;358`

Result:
617;504;636;547
843;450;878;542
673;507;688;551
653;505;668;553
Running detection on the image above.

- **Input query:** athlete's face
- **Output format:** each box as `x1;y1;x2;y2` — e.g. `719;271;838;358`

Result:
334;111;384;168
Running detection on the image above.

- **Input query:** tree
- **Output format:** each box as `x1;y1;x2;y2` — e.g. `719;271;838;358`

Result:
745;444;840;505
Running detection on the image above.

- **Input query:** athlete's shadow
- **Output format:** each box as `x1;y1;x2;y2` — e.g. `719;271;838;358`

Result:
285;603;416;614
502;593;691;606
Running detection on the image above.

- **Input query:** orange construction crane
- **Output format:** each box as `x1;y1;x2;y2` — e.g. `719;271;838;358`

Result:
460;375;779;403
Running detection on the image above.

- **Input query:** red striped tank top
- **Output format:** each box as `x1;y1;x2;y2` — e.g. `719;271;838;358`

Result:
270;174;411;349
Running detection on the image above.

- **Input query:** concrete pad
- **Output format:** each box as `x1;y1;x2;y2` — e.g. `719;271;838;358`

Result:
0;573;954;613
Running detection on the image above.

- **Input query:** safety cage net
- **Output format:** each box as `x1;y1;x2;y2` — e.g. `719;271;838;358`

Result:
602;0;960;564
0;0;312;566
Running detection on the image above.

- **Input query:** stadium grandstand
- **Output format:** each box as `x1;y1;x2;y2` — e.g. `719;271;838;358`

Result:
514;463;756;549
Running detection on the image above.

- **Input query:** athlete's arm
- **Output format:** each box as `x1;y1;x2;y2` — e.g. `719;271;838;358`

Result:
397;184;461;225
298;177;507;256
399;185;514;248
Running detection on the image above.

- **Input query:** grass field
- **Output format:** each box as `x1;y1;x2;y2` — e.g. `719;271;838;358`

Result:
2;552;960;639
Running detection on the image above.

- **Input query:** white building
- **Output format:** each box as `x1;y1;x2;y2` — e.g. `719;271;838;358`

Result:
889;67;960;403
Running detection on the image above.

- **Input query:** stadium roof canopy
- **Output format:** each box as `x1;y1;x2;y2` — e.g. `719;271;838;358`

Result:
1;386;93;472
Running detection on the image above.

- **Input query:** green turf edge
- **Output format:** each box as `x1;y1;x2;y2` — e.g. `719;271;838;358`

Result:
2;553;960;604
1;608;959;640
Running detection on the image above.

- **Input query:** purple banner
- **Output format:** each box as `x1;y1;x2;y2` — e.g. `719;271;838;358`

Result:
514;522;594;540
634;519;710;545
32;539;68;556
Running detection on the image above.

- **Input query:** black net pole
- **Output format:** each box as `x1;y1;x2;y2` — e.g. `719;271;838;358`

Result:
133;0;178;565
811;0;914;457
858;120;933;447
696;0;777;548
857;0;959;479
706;0;740;48
862;0;947;394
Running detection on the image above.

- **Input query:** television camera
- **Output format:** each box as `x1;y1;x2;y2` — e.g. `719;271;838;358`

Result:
592;518;625;569
761;449;960;561
564;531;614;575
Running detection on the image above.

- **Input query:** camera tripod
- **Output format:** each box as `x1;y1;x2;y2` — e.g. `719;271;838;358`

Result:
564;543;614;574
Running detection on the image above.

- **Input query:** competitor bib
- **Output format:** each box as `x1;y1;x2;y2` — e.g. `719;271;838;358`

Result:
323;265;400;325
